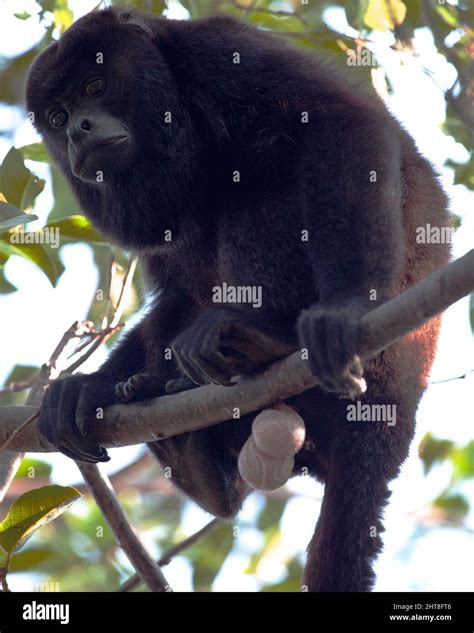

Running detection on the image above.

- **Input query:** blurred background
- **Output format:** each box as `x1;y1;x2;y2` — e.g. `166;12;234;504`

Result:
0;0;473;592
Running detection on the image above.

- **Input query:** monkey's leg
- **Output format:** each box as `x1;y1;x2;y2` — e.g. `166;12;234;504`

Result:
303;422;407;592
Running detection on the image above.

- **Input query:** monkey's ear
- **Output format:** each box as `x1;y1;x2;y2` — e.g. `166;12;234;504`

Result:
118;11;152;36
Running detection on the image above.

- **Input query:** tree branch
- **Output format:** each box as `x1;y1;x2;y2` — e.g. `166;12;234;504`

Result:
76;462;171;592
119;518;220;592
1;250;473;453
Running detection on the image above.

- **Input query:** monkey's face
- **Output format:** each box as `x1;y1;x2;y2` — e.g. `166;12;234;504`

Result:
25;9;176;188
43;74;132;184
25;8;204;249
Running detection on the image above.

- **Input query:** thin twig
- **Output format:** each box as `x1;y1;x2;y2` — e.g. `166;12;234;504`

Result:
61;258;137;374
119;518;221;592
77;462;171;592
430;369;474;384
0;375;39;396
61;323;124;376
0;565;10;592
110;257;138;328
100;253;115;329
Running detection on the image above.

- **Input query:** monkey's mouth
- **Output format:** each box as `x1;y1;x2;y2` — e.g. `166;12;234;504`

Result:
95;135;129;149
74;136;130;180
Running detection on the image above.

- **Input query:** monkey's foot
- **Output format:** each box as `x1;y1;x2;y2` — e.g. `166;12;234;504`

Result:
115;372;163;403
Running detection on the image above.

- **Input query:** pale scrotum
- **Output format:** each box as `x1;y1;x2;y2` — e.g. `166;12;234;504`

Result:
238;403;306;491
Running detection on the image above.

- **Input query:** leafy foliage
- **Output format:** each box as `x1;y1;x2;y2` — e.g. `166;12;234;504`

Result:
0;485;81;555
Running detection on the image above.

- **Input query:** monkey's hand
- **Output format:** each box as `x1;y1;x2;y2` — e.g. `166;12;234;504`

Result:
297;301;368;399
38;374;117;463
171;309;296;386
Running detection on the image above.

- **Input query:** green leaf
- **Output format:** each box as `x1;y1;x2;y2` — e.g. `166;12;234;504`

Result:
16;458;52;480
0;237;61;286
190;523;234;591
21;174;46;212
433;492;469;519
0;485;81;555
1;365;39;403
9;547;53;573
261;557;303;592
0;201;38;231
14;11;32;20
127;0;166;15
418;432;454;475
257;497;287;531
248;12;303;33
46;215;106;244
0;149;45;212
364;0;407;31
245;527;281;576
243;497;289;576
3;364;38;386
53;0;73;33
447;156;474;190
0;267;17;294
48;165;80;221
345;0;370;30
0;148;31;208
452;441;474;480
444;113;473;150
0;47;39;105
19;143;52;164
435;4;459;28
451;214;461;230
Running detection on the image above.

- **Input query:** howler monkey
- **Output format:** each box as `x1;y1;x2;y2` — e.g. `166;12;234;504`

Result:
26;8;451;592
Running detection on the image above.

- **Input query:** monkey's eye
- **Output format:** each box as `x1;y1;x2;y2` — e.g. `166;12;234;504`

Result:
85;78;105;98
49;109;68;128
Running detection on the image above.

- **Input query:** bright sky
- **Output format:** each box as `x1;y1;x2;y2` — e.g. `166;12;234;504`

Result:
0;1;473;592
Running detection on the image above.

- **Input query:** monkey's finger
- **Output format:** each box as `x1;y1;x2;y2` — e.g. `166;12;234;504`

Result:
73;386;113;461
58;431;109;463
174;348;208;386
197;327;240;384
115;372;164;402
75;381;115;435
115;380;134;402
192;351;234;386
165;377;198;394
199;348;238;384
349;355;364;378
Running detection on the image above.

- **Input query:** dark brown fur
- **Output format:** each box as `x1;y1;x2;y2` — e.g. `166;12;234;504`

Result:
26;8;451;591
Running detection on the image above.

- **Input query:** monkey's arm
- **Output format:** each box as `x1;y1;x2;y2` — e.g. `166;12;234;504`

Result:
297;109;404;395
